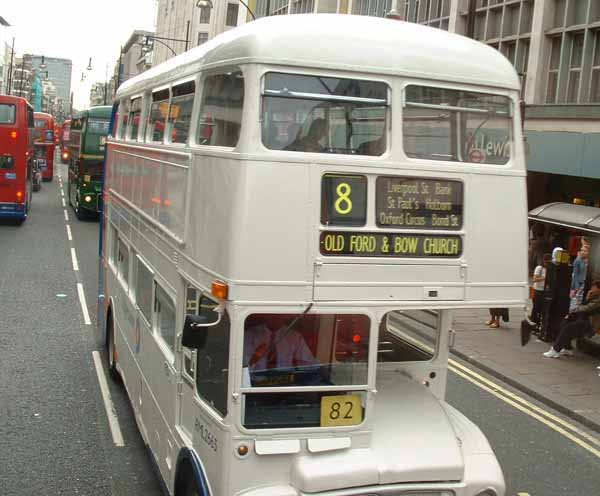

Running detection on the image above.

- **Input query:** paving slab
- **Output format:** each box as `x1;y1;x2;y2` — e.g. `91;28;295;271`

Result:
450;307;600;432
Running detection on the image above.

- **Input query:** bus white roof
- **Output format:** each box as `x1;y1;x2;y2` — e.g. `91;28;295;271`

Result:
117;14;520;99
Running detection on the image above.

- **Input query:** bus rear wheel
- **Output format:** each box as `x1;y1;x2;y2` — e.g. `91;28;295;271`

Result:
179;477;201;496
106;312;121;383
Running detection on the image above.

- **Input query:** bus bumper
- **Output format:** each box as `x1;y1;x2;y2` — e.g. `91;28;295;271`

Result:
0;202;26;220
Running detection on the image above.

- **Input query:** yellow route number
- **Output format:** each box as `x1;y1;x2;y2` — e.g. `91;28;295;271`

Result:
320;395;363;427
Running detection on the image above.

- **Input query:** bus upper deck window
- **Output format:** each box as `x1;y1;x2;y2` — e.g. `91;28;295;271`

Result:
0;104;16;125
148;89;170;143
169;80;195;144
128;98;143;141
197;71;244;147
403;85;512;165
261;72;389;156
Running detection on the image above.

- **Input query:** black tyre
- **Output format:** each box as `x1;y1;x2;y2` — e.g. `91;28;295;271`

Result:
106;313;121;383
180;477;202;496
74;195;87;220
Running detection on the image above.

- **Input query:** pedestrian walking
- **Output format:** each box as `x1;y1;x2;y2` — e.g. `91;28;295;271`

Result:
486;308;509;329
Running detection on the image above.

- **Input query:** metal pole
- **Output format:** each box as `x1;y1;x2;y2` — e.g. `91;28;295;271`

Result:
116;46;123;92
7;37;15;94
19;58;25;97
185;20;190;51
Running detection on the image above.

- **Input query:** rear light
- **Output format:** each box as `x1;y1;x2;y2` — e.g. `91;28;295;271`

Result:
10;131;17;139
16;191;23;202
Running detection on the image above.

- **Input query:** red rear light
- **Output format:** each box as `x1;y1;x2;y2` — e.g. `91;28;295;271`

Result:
10;131;17;139
16;191;23;202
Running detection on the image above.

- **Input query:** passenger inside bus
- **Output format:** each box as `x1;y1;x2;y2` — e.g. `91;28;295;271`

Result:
285;117;326;152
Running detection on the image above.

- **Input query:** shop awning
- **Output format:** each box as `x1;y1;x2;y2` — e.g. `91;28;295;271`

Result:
529;202;600;234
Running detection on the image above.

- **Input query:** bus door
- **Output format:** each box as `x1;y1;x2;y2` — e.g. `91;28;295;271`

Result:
178;284;230;492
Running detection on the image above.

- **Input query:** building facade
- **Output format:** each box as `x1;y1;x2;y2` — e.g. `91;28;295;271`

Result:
0;16;12;95
152;0;247;65
29;55;72;109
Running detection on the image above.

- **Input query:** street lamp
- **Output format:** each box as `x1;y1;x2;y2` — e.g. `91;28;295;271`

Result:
39;55;46;69
196;0;256;20
86;57;93;71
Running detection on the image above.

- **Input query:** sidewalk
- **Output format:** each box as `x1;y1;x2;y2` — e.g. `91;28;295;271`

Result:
451;307;600;432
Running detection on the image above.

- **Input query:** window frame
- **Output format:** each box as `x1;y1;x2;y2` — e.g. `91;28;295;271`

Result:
401;82;515;167
165;78;196;146
152;278;177;361
193;68;245;149
135;255;154;326
147;86;171;144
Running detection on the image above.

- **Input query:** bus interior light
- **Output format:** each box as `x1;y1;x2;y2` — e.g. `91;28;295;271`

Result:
211;280;229;300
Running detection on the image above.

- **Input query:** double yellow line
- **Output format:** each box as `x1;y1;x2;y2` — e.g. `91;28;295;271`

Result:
448;358;600;458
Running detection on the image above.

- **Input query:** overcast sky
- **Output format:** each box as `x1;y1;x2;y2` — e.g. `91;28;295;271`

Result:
3;1;156;109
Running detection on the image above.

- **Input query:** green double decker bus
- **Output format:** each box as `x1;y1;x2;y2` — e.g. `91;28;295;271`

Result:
67;106;111;219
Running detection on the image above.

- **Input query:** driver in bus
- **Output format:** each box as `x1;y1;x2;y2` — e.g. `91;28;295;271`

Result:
244;315;319;371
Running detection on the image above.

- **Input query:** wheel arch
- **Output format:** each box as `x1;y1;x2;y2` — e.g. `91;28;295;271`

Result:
174;447;211;496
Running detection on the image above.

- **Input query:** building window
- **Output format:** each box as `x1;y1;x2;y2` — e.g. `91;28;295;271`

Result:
590;32;600;102
352;0;392;18
403;0;450;30
226;3;239;26
197;32;208;46
290;0;314;13
566;32;585;103
199;6;211;23
546;36;562;104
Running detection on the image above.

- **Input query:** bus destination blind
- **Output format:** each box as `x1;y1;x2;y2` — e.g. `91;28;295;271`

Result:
376;177;463;230
320;231;462;257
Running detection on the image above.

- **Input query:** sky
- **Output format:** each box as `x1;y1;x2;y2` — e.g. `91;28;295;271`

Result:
2;1;156;109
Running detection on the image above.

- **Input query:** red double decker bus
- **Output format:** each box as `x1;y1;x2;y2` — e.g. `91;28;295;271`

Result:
33;112;56;181
60;119;71;164
0;96;34;224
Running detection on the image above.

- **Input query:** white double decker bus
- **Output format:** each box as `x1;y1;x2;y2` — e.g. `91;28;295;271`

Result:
99;14;528;496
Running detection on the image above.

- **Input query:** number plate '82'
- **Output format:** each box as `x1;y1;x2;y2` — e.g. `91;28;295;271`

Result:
320;394;363;427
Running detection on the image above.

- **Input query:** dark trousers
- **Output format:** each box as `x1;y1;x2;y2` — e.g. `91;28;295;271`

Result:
530;290;544;324
552;319;592;352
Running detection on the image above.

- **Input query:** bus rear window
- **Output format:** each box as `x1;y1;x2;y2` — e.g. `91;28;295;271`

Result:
88;119;109;134
0;104;16;124
403;85;512;165
0;155;14;169
261;72;389;156
243;313;370;388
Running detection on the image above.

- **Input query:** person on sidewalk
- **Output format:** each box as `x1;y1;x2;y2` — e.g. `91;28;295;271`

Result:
486;308;509;329
543;280;600;358
530;253;551;324
570;245;589;309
